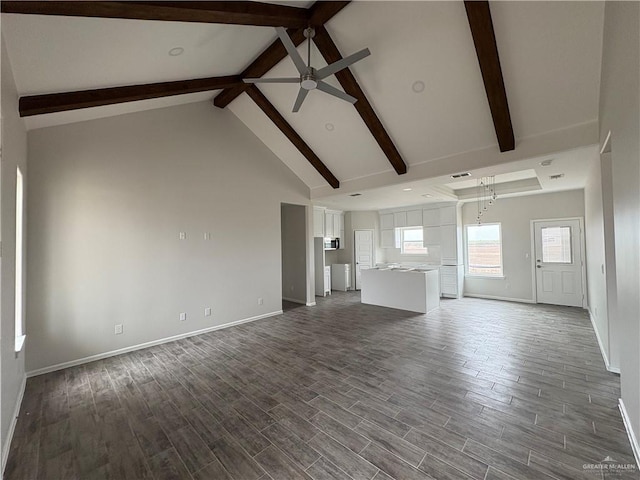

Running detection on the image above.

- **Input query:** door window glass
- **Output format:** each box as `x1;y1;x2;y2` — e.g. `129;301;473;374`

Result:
541;226;572;263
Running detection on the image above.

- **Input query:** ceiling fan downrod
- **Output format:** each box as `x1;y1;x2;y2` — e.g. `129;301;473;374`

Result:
301;27;317;90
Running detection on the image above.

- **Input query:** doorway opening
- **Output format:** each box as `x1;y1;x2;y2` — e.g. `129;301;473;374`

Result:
281;204;307;309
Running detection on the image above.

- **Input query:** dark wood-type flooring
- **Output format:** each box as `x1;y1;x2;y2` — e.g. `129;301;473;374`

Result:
5;292;639;479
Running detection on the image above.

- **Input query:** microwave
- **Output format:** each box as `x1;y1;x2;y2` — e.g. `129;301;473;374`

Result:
324;238;339;250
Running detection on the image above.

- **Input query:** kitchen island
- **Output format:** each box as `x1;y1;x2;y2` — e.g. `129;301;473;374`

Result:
361;267;440;314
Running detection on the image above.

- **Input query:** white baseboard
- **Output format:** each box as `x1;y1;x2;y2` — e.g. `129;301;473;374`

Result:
619;398;640;469
27;310;282;378
463;293;535;304
2;375;26;477
306;302;316;307
586;307;620;373
282;296;306;305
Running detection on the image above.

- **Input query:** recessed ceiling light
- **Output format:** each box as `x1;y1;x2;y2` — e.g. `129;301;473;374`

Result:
349;193;362;197
450;172;472;179
540;159;553;167
169;47;184;56
411;80;425;93
422;194;433;198
403;188;413;192
325;123;335;131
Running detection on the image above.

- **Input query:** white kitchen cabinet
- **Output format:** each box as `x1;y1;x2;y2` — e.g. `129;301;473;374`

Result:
324;266;332;296
440;205;457;225
380;213;394;230
325;212;334;238
423;226;441;245
440;224;460;265
440;265;464;298
381;229;396;248
406;209;423;227
333;214;341;241
422;208;440;227
393;211;407;228
331;264;351;291
324;210;344;241
313;207;325;237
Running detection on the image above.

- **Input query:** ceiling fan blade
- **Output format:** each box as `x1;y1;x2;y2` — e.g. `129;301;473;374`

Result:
243;77;300;84
316;48;371;80
275;26;307;75
292;88;309;112
316;81;357;104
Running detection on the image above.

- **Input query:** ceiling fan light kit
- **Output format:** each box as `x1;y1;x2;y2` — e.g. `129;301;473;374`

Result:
243;26;371;112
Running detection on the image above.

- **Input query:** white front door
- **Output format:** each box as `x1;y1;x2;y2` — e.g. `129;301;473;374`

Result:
533;219;584;307
354;230;374;290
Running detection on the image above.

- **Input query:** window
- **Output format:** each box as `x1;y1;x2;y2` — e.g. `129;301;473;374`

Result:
541;226;572;263
466;223;503;276
399;226;428;255
15;167;26;352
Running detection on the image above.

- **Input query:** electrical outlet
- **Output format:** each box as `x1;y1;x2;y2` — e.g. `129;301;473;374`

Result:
204;232;211;240
179;232;186;240
114;324;123;335
257;297;263;305
179;312;187;321
204;307;212;317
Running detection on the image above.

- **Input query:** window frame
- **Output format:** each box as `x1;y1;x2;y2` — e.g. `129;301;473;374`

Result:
398;226;429;256
15;166;26;352
464;223;504;278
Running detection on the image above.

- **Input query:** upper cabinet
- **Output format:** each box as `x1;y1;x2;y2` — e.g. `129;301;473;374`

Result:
380;213;394;230
422;208;440;227
406;209;423;227
325;212;334;238
380;203;461;259
393;211;407;228
440;205;457;225
314;208;344;248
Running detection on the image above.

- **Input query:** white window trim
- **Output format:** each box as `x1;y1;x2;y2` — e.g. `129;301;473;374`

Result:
465;222;504;277
15;167;26;353
398;226;429;256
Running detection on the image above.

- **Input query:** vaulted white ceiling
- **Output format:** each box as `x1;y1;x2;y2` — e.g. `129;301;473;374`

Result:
1;1;605;208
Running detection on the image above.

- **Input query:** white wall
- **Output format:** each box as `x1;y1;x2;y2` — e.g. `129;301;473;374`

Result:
281;203;307;304
26;101;310;372
598;1;640;455
461;190;585;303
1;34;27;470
584;157;610;367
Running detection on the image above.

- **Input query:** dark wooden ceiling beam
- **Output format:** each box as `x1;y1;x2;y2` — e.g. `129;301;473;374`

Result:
312;26;407;175
464;1;515;152
213;1;350;108
0;1;309;28
245;85;339;189
19;76;241;117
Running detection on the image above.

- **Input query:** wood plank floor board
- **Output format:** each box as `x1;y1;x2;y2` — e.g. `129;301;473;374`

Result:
261;422;321;469
6;293;637;480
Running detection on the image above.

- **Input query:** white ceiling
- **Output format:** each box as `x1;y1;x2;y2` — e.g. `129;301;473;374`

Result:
314;144;599;211
1;1;605;208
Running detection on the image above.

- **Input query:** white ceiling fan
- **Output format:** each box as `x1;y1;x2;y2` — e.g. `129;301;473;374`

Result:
243;27;371;112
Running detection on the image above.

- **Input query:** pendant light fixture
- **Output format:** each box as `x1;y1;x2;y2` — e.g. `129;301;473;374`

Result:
476;175;497;224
